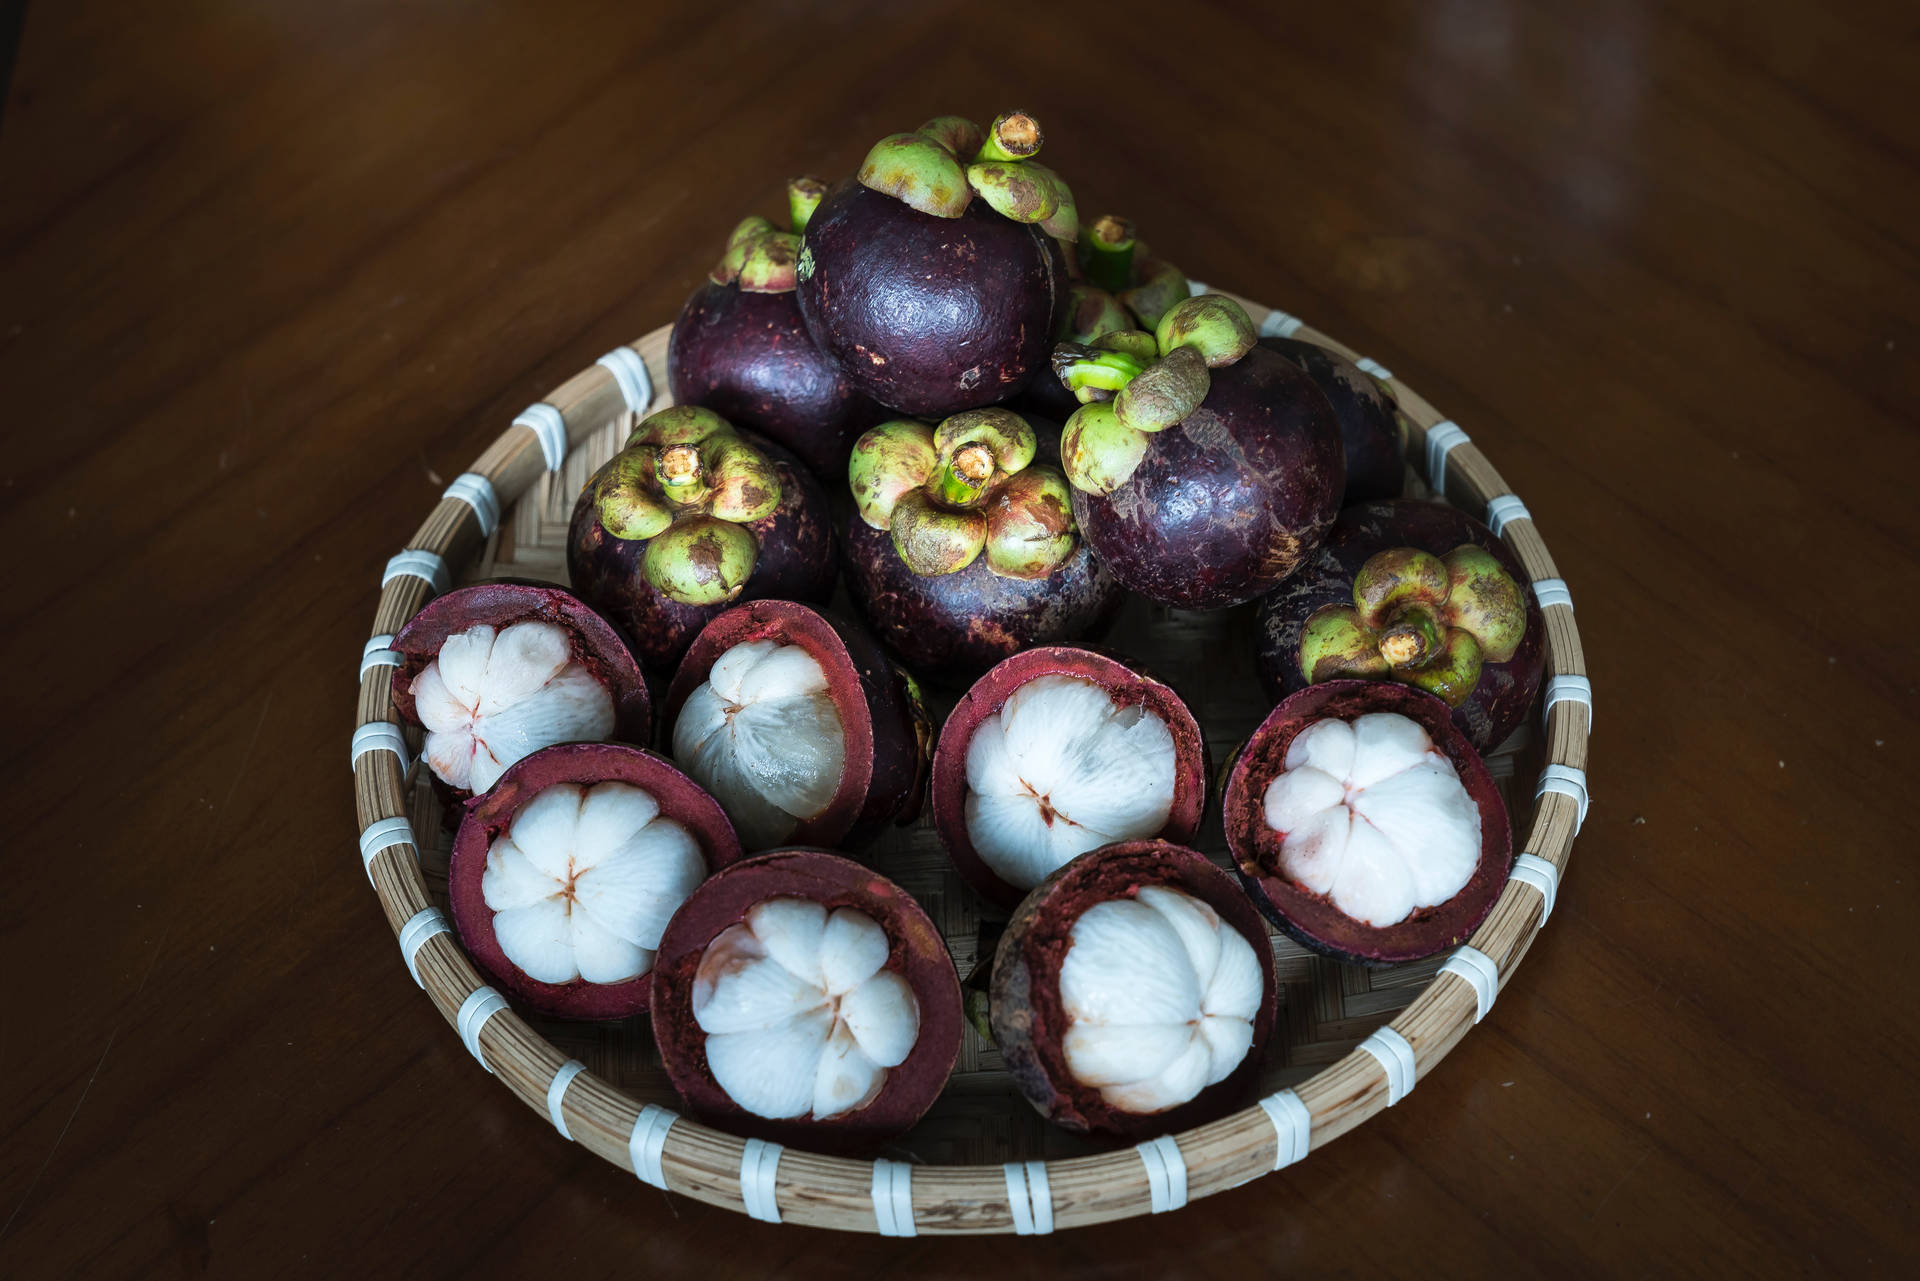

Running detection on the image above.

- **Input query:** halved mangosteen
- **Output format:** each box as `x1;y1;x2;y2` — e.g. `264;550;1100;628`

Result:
389;582;650;801
1223;680;1512;966
1259;335;1406;503
649;849;962;1150
447;742;743;1019
664;600;928;852
990;841;1277;1138
931;647;1207;912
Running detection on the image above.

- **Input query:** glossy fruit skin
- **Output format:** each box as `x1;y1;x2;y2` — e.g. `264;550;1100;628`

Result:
795;180;1067;417
647;849;963;1152
668;280;881;481
1259;335;1405;503
1221;680;1513;966
989;840;1278;1138
1253;498;1546;752
566;430;835;675
446;742;744;1019
1070;344;1345;610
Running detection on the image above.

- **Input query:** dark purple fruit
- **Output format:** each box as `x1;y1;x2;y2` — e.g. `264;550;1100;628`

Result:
1260;335;1406;503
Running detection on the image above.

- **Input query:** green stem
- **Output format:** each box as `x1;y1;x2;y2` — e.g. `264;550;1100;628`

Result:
787;176;827;233
1053;345;1147;398
934;443;996;507
977;111;1043;163
1082;215;1136;292
656;444;709;506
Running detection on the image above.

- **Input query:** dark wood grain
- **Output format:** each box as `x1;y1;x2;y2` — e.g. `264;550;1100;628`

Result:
2;0;1915;1275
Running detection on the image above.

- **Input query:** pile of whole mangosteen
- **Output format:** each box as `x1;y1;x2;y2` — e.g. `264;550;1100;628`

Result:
388;112;1546;1150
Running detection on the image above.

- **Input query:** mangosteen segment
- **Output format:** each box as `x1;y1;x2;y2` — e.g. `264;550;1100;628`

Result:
670;639;847;850
691;898;921;1121
1057;887;1265;1113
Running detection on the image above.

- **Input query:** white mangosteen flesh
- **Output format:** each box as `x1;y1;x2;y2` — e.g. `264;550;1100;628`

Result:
672;640;848;850
691;898;920;1121
963;675;1177;890
1058;887;1263;1113
481;780;706;985
412;621;616;792
1261;712;1482;928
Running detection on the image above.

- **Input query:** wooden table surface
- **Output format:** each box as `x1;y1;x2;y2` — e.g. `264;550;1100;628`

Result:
3;1;1915;1275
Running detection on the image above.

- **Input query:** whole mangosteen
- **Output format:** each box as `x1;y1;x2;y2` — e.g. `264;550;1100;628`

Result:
663;600;929;852
648;849;962;1151
667;178;881;480
1254;498;1545;752
1055;295;1345;609
447;742;743;1019
841;407;1123;687
1223;680;1512;966
1259;335;1406;503
388;581;650;802
795;112;1073;416
930;646;1207;912
567;405;834;673
989;840;1277;1137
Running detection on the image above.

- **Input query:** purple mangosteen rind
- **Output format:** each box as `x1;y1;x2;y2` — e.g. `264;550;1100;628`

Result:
989;840;1279;1138
1253;498;1546;752
931;646;1210;913
647;849;963;1152
1222;680;1514;968
1258;335;1406;504
446;742;745;1020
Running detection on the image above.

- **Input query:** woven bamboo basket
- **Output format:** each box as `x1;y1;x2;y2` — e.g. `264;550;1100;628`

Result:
350;288;1591;1234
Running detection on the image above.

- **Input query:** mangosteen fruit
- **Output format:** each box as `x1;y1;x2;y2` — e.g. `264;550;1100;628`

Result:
567;405;834;673
1223;680;1512;966
649;849;962;1149
990;841;1277;1137
667;178;881;480
1254;498;1545;752
794;112;1073;416
1259;335;1406;503
388;582;650;800
930;647;1207;911
841;407;1123;686
1054;295;1345;609
446;742;743;1019
664;600;928;852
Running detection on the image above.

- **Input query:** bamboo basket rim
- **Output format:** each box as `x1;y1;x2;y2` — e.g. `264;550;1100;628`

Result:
350;289;1590;1235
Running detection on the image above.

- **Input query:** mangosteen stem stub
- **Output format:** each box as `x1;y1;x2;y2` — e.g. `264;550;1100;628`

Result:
1379;605;1444;668
977;111;1043;163
657;443;707;502
936;443;997;506
787;176;827;233
1053;344;1148;400
1083;215;1137;293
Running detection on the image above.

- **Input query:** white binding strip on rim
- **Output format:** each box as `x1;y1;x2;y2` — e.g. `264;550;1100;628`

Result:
514;402;569;472
1532;578;1573;611
1358;1027;1418;1106
546;1059;587;1141
1258;1089;1313;1170
357;815;416;882
360;634;400;679
1259;308;1303;338
1003;1160;1054;1235
383;549;450;595
1484;494;1532;537
597;346;654;415
628;1105;677;1190
870;1160;915;1237
1510;852;1559;921
1355;355;1393;380
1136;1134;1188;1214
456;988;509;1074
1425;420;1470;494
1440;945;1501;1023
739;1138;783;1224
441;472;500;537
1187;279;1209;295
397;907;450;987
1537;763;1590;830
350;722;409;773
1545;674;1593;727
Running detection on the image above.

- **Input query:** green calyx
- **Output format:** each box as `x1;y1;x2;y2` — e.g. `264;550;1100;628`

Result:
710;215;802;293
855;113;1075;228
1059;401;1149;496
1057;283;1133;344
1155;293;1257;368
1073;216;1188;328
1297;544;1527;707
594;406;782;606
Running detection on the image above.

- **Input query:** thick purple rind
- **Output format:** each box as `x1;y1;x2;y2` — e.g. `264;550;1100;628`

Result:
446;742;745;1019
988;840;1279;1138
930;647;1210;913
661;600;924;851
565;429;836;676
1071;345;1345;610
1252;498;1547;752
667;280;881;481
1259;336;1405;504
648;849;963;1153
1221;680;1513;967
795;180;1066;417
